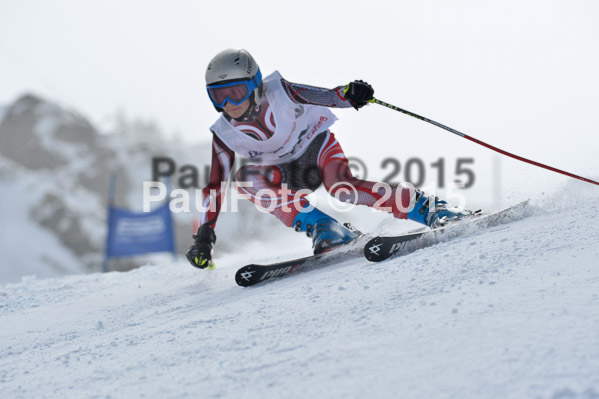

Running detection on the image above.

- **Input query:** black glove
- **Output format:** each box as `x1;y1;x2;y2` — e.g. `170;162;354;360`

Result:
185;224;216;269
344;80;374;110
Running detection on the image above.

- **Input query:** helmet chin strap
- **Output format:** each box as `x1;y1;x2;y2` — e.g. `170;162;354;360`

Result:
232;85;264;122
254;83;264;106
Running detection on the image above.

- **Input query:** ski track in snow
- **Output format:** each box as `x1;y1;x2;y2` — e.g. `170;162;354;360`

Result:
1;184;599;399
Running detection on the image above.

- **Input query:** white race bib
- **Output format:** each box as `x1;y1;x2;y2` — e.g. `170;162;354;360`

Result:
210;71;338;165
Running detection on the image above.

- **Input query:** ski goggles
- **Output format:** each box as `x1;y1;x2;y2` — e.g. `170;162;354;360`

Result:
206;69;262;108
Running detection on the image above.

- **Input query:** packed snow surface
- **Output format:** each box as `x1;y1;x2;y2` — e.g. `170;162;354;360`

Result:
1;183;598;399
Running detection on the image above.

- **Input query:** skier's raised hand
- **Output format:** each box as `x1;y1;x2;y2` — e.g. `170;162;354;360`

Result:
344;80;374;110
185;224;216;269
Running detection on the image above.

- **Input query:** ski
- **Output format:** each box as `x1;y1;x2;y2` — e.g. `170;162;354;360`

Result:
236;201;532;286
235;239;365;287
235;255;315;287
364;200;532;262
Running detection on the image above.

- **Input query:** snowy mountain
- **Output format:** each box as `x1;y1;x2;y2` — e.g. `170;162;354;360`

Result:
0;94;278;284
0;104;7;125
0;181;597;398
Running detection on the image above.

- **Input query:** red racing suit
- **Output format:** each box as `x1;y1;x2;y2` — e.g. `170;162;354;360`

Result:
201;77;412;229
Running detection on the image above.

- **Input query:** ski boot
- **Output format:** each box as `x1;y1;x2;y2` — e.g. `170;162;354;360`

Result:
407;190;472;228
293;205;359;255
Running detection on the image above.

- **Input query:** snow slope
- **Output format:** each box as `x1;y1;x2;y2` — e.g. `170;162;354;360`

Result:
1;182;598;399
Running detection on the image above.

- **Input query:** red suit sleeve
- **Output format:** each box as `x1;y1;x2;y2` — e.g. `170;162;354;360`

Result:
201;132;235;229
280;78;353;108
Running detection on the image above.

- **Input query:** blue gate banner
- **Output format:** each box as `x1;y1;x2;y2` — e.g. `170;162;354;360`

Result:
105;202;175;257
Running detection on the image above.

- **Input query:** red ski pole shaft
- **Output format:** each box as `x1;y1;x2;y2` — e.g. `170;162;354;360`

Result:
372;98;599;187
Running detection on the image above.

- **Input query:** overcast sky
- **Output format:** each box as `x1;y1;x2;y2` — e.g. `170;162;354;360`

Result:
1;0;598;203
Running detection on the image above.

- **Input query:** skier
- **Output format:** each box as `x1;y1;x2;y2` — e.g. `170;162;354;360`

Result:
186;48;470;269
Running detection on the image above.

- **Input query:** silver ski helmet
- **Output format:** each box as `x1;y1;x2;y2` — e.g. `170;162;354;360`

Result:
205;48;263;111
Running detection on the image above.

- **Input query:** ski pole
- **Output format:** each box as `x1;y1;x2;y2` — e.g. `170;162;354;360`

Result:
371;97;599;187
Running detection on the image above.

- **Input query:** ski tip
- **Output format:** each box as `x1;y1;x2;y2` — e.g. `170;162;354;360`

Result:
364;237;385;262
235;266;257;287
